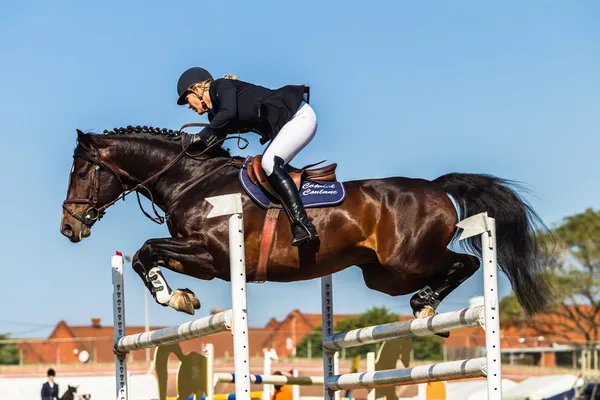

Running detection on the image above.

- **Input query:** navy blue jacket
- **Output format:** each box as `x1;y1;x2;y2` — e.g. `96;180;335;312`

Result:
41;381;59;400
201;78;309;144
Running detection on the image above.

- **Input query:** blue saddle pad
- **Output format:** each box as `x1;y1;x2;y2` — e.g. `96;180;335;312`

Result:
239;156;346;209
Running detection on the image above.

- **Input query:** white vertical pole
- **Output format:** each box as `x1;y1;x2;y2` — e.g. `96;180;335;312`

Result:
206;194;251;400
263;349;273;400
334;352;339;379
291;368;300;400
482;218;502;399
144;290;150;362
229;211;251;400
366;352;376;400
321;275;339;400
205;343;215;400
417;383;426;400
112;252;128;400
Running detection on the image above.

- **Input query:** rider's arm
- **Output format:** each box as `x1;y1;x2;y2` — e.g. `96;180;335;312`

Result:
198;79;237;139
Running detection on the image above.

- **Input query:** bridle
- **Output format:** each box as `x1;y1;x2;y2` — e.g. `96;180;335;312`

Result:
62;145;127;226
62;124;249;227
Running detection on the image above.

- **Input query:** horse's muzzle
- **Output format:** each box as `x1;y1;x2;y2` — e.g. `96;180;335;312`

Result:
60;214;91;243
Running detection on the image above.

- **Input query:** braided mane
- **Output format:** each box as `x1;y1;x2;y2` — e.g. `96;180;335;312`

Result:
96;124;239;159
102;124;184;139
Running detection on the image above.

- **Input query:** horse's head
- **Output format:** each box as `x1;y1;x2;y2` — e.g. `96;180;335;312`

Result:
58;385;78;400
61;130;125;242
61;124;241;242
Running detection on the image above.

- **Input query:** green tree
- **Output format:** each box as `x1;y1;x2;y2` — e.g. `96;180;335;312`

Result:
411;335;443;361
499;294;525;325
501;208;600;346
296;306;443;360
0;334;20;365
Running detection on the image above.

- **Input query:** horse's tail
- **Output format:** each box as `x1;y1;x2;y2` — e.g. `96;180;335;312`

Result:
434;172;553;315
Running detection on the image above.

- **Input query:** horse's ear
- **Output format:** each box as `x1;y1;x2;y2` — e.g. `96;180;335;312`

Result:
76;129;91;148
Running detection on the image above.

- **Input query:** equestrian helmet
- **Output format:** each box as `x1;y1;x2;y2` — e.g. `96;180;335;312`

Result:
176;67;213;105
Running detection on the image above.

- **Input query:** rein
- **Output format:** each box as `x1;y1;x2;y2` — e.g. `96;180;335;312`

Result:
62;124;250;226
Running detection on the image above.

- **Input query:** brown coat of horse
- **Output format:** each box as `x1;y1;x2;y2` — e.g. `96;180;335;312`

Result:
61;127;552;319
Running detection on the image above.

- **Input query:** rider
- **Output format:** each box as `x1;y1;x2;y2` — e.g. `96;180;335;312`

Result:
176;67;318;246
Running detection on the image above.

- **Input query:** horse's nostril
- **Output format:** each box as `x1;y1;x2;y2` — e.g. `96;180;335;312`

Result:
62;224;74;238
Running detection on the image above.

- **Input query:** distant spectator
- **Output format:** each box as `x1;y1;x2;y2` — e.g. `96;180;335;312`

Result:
271;371;293;400
41;368;59;400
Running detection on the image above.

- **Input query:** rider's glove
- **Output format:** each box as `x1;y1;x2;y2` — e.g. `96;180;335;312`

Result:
186;129;221;148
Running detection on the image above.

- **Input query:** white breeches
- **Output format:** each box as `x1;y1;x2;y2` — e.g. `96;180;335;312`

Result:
261;101;317;175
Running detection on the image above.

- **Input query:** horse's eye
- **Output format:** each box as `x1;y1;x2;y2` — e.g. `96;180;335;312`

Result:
77;171;88;179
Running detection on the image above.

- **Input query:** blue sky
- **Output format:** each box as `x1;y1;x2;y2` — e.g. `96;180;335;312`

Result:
1;1;599;338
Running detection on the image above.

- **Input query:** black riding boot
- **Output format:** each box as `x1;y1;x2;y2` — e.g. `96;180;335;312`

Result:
267;156;319;246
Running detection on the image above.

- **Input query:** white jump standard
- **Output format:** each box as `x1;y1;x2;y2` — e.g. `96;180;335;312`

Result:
321;212;503;400
112;193;252;400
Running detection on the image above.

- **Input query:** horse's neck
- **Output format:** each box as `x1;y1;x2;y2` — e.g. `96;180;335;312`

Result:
107;139;181;182
59;390;74;400
106;139;234;210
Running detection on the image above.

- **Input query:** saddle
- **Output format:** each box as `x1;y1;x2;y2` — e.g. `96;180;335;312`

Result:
247;155;337;198
245;155;339;283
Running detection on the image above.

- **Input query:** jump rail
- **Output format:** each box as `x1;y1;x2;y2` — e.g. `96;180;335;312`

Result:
215;374;325;386
113;194;252;400
321;212;503;400
322;306;484;351
204;343;324;400
115;310;232;353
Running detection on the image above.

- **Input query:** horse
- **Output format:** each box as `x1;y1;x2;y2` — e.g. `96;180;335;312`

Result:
60;385;78;400
60;126;552;319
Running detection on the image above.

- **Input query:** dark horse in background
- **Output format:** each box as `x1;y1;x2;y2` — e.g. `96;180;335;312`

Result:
61;126;552;320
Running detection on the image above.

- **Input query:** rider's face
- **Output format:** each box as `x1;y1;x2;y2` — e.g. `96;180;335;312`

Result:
187;92;209;115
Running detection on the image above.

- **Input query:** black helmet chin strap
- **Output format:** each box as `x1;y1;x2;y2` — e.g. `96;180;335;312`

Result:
187;81;212;111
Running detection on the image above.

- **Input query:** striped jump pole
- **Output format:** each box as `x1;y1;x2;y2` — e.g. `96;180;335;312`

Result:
215;374;325;386
204;343;324;400
320;212;503;399
201;393;264;400
113;193;251;400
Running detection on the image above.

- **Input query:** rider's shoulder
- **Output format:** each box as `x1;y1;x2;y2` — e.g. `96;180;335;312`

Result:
212;77;237;87
212;78;276;98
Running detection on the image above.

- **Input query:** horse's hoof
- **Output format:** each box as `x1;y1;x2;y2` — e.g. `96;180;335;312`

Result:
181;288;201;310
169;290;196;315
415;305;436;319
415;306;450;338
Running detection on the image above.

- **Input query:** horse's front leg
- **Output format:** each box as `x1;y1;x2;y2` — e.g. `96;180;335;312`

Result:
131;235;216;315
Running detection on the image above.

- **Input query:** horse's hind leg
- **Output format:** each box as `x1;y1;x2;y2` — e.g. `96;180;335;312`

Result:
409;250;480;318
132;236;216;315
358;262;426;297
